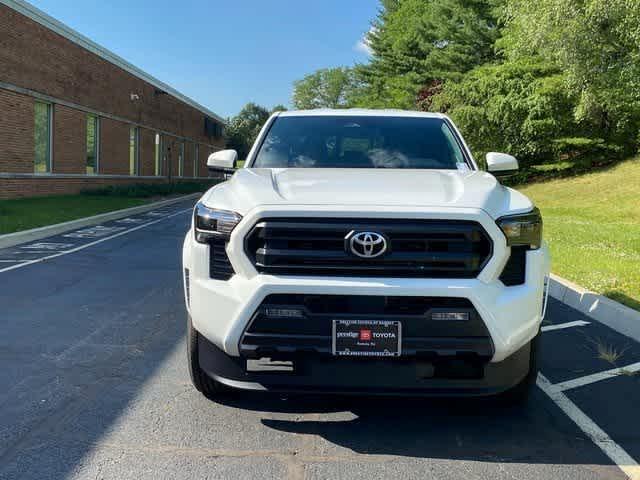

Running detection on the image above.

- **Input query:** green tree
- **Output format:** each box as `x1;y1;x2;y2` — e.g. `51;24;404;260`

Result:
225;103;271;159
501;0;640;153
432;58;577;167
353;0;503;109
286;0;640;168
292;67;357;109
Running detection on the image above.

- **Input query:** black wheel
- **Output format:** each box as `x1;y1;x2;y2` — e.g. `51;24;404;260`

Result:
499;331;540;406
187;315;229;399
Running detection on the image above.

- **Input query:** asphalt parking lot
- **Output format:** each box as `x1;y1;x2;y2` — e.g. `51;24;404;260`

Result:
1;198;638;480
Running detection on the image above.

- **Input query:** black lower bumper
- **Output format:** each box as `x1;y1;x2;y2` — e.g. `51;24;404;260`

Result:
198;335;532;397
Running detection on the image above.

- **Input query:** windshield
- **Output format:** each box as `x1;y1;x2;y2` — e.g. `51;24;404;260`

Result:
252;116;470;169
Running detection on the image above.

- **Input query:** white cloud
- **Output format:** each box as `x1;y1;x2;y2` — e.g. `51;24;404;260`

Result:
355;37;372;55
354;27;375;56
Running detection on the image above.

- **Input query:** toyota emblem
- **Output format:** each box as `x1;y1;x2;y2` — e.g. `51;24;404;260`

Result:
348;231;388;258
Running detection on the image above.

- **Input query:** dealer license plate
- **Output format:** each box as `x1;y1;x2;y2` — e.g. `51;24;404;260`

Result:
332;319;401;357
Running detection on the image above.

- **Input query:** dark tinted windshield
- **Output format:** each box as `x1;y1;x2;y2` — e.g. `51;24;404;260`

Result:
252;116;469;169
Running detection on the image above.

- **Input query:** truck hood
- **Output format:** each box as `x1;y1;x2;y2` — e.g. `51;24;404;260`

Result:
201;168;533;219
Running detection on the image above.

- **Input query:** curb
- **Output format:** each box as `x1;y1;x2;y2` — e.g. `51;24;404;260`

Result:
0;192;201;250
549;273;640;343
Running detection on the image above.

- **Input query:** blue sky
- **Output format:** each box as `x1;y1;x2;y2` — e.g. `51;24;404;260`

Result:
28;0;378;118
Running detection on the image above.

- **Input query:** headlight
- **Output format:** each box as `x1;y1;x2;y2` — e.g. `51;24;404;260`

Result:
194;203;242;243
496;207;542;250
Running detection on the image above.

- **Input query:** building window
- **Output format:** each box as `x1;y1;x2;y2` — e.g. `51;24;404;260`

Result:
178;142;185;177
34;102;52;173
155;133;162;176
86;114;99;174
204;117;225;139
194;144;199;177
129;126;139;175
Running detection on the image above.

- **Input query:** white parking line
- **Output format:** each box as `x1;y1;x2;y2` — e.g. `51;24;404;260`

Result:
553;362;640;392
63;225;125;238
541;320;590;332
115;218;146;224
0;208;192;274
20;242;75;250
537;373;640;480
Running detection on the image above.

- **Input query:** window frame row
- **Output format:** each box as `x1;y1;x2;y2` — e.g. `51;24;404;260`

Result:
33;101;208;178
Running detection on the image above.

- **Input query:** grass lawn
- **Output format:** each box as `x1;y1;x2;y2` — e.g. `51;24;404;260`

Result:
0;195;148;235
519;156;640;311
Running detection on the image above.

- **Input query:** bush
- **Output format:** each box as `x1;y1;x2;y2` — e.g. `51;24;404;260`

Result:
81;181;216;198
552;137;624;164
432;58;579;169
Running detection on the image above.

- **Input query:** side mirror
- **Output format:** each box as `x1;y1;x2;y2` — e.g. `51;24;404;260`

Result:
207;149;238;174
486;152;518;177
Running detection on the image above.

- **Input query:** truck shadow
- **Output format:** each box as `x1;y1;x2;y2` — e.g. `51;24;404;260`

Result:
216;391;618;467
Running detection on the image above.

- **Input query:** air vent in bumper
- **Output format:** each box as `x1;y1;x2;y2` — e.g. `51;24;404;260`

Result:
209;239;235;280
239;294;494;360
499;246;527;286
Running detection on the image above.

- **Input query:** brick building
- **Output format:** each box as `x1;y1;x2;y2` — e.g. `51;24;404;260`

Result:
0;0;226;199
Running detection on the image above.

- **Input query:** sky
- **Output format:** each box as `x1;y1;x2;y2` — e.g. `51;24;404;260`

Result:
28;0;379;118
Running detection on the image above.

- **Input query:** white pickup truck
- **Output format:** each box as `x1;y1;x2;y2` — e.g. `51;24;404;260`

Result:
183;109;550;402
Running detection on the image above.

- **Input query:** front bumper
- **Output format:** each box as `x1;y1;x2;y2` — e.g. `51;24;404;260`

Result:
198;333;533;396
186;248;549;363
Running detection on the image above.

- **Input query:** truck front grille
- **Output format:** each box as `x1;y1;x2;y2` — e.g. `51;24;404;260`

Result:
244;218;492;278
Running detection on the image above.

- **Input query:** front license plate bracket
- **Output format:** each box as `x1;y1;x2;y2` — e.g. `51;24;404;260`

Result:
332;319;401;357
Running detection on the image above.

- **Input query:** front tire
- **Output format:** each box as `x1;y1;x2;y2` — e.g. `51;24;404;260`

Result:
187;315;229;399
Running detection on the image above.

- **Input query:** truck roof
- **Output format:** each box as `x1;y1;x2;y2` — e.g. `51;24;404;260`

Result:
277;109;446;119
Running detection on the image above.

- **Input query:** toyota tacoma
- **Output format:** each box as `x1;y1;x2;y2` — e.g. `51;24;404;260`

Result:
183;109;550;402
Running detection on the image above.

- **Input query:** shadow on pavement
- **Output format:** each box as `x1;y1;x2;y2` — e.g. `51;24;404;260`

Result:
212;381;617;467
0;206;193;479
